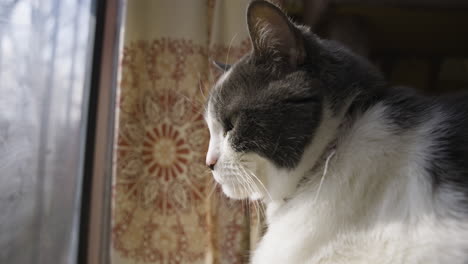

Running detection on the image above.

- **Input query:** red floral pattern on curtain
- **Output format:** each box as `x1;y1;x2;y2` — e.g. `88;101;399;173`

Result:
112;30;257;263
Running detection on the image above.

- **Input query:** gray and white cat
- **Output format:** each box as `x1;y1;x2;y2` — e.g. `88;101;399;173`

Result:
204;1;468;263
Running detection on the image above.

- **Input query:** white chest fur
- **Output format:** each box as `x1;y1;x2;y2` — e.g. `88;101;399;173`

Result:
252;191;468;264
251;104;468;264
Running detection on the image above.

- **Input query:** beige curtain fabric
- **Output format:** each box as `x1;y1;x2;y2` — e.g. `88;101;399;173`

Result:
111;1;262;263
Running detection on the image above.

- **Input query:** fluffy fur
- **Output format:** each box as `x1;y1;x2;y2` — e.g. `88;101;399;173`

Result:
205;1;468;263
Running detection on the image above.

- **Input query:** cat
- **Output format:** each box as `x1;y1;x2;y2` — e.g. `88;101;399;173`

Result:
204;1;468;263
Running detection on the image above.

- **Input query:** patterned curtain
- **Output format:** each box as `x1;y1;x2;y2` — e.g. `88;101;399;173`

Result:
111;1;268;263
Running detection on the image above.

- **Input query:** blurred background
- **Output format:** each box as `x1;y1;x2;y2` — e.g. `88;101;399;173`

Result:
0;0;467;264
286;0;468;95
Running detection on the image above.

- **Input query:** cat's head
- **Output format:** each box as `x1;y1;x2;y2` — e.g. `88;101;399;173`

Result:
204;0;380;201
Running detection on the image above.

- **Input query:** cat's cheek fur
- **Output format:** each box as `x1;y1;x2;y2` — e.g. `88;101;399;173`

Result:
220;182;249;199
216;149;267;200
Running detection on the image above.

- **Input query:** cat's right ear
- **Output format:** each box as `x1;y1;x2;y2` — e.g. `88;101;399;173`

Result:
212;60;231;72
247;0;305;66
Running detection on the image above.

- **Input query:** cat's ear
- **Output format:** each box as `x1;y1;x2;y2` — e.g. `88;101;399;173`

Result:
212;60;231;72
247;0;305;66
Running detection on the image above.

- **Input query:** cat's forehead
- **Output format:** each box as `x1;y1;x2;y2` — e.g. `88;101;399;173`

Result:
215;58;252;85
213;58;272;96
210;69;242;115
205;68;234;118
211;62;256;101
206;64;257;123
215;66;234;89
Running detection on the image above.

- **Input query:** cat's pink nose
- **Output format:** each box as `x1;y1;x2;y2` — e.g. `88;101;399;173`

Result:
206;156;217;171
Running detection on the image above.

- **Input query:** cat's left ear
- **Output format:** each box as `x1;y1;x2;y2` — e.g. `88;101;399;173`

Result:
212;60;231;72
247;0;305;67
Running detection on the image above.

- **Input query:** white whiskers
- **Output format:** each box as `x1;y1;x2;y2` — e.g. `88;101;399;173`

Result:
313;149;336;204
219;160;269;222
224;33;238;71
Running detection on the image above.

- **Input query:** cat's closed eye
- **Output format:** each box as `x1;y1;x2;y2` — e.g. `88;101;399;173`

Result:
222;118;234;136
